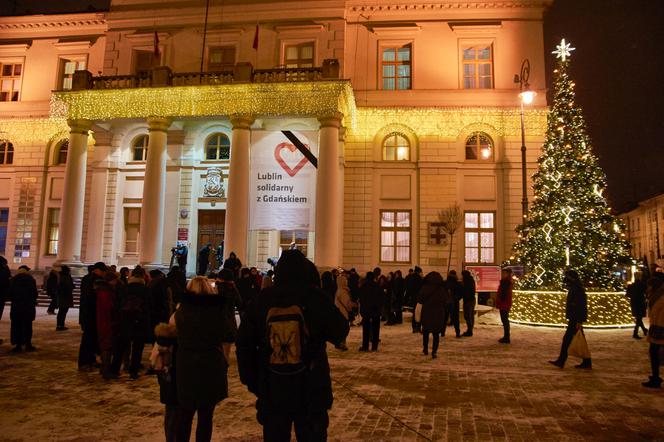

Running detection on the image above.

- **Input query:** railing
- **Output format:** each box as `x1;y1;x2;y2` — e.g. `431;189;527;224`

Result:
172;71;234;86
92;74;152;89
253;67;323;83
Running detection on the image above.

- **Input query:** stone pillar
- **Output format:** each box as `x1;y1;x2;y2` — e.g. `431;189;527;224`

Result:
56;119;92;264
139;117;171;266
224;115;254;263
315;113;343;268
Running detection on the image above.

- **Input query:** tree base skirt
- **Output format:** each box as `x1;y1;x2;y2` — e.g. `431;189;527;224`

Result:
510;290;634;328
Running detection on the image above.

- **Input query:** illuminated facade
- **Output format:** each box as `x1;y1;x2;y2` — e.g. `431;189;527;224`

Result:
620;193;664;267
0;0;551;274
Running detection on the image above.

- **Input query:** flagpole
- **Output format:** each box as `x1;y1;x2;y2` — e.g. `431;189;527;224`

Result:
200;0;211;73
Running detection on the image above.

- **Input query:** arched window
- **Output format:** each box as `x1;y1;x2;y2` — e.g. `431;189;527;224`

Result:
0;141;14;165
382;133;410;161
55;139;68;165
132;135;148;162
465;132;494;161
205;133;231;160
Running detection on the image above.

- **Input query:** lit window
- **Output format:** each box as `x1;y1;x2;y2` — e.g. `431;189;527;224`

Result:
284;43;314;68
0;208;8;253
464;212;495;263
55;140;68;165
465;132;493;161
132;135;148;162
0;141;14;165
0;62;22;101
462;44;493;89
205;133;231;160
382;133;410;161
380;210;411;263
46;208;60;255
208;46;236;71
280;230;308;256
59;57;86;90
381;44;411;90
124;207;141;254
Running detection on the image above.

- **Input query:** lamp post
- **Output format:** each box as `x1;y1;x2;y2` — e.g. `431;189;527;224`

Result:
515;59;536;219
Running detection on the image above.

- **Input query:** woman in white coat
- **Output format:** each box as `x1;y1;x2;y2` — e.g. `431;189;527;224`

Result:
334;274;356;351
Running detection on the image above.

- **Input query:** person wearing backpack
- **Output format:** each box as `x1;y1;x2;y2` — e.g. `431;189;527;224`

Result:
236;249;349;442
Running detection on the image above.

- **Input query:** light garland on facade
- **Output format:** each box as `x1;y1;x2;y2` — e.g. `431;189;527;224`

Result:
510;290;634;328
0;118;68;144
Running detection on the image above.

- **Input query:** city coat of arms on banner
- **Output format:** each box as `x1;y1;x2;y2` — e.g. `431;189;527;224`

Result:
203;168;225;198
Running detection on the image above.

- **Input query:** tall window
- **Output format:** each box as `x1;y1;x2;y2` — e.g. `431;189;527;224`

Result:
0;62;22;101
0;208;8;253
207;46;235;71
464;212;495;263
284;42;314;68
0;141;14;165
124;207;141;254
132;135;148;162
381;44;411;90
55;140;68;165
462;44;493;89
280;230;309;256
59;57;87;90
46;208;60;255
465;132;493;160
382;133;410;161
205;133;231;160
133;50;154;76
380;210;411;263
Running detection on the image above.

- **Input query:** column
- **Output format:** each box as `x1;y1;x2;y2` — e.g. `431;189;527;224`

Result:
139;117;171;266
224;115;254;263
56;119;92;264
315;112;343;268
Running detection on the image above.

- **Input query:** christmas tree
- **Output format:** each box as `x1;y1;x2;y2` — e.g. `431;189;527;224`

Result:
511;39;631;290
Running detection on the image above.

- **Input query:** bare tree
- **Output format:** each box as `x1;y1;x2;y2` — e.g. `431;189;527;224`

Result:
438;204;462;273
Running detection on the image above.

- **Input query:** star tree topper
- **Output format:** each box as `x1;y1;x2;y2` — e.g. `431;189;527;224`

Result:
552;38;575;61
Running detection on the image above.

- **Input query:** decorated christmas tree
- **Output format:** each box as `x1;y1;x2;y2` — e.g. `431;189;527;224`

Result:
511;39;631;291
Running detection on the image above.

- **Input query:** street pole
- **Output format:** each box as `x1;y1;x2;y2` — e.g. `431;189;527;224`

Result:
520;97;528;219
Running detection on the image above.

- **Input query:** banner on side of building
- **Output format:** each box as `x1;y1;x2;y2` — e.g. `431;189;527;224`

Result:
249;130;318;231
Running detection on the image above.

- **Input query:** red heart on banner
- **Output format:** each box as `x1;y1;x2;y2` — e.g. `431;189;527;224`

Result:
274;142;309;177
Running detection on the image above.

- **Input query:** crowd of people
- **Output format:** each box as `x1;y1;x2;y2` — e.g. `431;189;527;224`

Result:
0;251;662;441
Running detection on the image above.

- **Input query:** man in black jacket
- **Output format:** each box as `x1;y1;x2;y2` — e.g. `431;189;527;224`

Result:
359;271;383;352
549;270;592;369
236;250;348;442
78;262;105;370
9;265;38;352
405;266;423;333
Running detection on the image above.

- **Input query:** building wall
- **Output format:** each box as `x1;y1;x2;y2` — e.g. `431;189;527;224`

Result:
620;194;664;266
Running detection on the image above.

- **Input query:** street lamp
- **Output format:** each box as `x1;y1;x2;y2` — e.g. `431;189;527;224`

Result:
515;59;536;219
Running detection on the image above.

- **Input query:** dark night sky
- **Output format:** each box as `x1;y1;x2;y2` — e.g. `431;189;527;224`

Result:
2;0;663;213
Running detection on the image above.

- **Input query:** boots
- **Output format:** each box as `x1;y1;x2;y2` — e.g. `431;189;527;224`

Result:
574;359;592;370
101;351;116;380
642;376;662;389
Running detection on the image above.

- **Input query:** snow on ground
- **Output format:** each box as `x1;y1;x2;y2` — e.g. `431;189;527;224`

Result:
0;308;662;441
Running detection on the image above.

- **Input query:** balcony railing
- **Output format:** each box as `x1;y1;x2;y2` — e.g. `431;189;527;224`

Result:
75;61;339;91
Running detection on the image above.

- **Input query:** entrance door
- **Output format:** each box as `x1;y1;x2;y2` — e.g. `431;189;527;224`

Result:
198;210;226;271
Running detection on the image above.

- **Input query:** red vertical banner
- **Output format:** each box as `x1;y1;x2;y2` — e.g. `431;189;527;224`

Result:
252;24;259;50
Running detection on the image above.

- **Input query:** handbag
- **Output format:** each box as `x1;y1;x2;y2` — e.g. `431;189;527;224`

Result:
568;328;591;359
414;302;423;323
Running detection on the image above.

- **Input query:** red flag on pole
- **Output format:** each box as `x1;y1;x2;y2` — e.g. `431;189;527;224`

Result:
153;31;160;60
252;24;259;50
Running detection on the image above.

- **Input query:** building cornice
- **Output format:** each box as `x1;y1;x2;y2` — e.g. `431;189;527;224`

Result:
348;1;554;13
0;13;106;35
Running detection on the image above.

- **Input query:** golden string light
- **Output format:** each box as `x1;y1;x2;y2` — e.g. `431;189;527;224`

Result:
0;118;68;144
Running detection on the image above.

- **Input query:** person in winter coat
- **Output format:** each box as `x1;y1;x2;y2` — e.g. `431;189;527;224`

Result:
112;267;151;379
549;269;592;369
9;265;38;352
443;271;463;338
419;272;446;359
495;268;513;344
215;269;242;360
461;270;477;337
197;243;213;276
237;267;260;316
222;251;242;280
148;270;170;343
152;319;179;442
626;272;648;339
321;271;336;305
96;272;120;379
45;268;59;315
387;270;405;325
359;271;384;352
78;262;106;371
643;272;664;388
334;273;356;351
175;276;234;442
56;265;74;331
406;267;424;333
236;249;349;442
0;256;10;344
165;266;186;313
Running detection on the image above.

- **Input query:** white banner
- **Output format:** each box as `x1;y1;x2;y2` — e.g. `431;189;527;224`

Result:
249;130;318;231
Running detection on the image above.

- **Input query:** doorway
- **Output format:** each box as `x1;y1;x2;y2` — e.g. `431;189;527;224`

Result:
198;210;226;271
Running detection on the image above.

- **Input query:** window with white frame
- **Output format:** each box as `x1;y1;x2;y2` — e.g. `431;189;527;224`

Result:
381;44;411;90
284;42;314;68
380;210;411;263
0;61;22;101
465;132;494;161
132;135;148;162
124;207;141;254
464;211;495;263
462;44;493;89
46;208;60;255
382;133;410;161
207;46;235;71
280;230;308;256
205;133;231;160
58;56;87;90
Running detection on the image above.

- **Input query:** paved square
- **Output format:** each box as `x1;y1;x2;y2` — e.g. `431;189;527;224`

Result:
1;309;662;441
